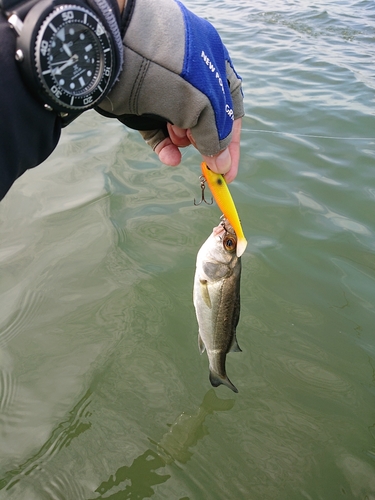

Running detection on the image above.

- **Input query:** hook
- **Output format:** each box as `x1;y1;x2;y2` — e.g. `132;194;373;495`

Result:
194;176;213;205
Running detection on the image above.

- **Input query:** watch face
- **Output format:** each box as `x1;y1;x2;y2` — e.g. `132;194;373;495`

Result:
35;5;114;111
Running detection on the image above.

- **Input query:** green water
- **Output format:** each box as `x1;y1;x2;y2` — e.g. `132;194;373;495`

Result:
1;0;374;498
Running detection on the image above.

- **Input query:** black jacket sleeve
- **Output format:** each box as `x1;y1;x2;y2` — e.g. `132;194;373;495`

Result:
0;15;61;201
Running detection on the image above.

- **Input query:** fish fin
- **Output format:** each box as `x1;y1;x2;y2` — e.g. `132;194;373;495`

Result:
198;334;206;354
229;335;242;353
236;236;247;258
209;371;238;393
199;279;212;308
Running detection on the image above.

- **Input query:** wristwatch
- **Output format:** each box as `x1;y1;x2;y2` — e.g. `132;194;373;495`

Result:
0;0;123;117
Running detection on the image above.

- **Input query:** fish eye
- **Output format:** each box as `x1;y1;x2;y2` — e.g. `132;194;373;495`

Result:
223;235;237;252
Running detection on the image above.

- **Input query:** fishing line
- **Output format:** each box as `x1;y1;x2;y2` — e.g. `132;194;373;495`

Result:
244;128;375;141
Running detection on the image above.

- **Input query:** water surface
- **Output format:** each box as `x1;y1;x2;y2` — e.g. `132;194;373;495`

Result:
0;0;374;498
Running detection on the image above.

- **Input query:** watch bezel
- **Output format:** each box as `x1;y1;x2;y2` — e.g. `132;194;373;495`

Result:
16;0;115;113
35;4;113;111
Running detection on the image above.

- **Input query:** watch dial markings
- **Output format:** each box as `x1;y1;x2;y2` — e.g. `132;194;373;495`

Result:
56;28;65;42
36;6;113;110
95;23;105;36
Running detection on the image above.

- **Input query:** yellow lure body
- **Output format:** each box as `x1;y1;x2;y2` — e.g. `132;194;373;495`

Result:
201;162;247;257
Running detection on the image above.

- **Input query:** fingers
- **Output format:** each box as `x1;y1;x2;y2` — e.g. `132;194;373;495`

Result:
154;137;182;166
154;123;190;166
154;118;242;183
201;148;232;179
201;117;242;184
167;123;191;148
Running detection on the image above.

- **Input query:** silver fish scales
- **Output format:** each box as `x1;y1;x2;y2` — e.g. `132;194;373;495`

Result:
193;217;242;392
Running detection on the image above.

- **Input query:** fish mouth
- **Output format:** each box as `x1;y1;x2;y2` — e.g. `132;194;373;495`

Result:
213;224;226;238
213;219;240;252
214;217;246;258
214;217;235;236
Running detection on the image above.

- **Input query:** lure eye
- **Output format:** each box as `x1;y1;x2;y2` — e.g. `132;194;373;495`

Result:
223;235;237;253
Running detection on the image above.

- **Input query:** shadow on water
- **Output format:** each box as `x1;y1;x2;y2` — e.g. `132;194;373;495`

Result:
0;389;235;499
92;390;234;500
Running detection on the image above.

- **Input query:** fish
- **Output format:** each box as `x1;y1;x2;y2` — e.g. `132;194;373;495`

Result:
193;217;242;393
200;162;247;258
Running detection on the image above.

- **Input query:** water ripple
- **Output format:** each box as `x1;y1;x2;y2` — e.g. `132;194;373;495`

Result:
0;0;374;498
294;191;372;237
0;290;45;347
0;368;16;417
0;351;17;422
281;356;353;395
0;390;93;494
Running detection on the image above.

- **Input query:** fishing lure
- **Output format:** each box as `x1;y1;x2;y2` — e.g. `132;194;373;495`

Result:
200;162;247;257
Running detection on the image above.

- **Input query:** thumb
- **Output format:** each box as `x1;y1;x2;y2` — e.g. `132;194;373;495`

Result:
189;117;241;184
202;148;231;175
185;131;234;182
202;148;238;184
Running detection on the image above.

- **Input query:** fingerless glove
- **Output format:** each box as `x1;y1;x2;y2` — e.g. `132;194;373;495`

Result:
97;0;244;156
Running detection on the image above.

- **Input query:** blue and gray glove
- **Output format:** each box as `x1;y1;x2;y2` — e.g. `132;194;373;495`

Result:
97;0;244;157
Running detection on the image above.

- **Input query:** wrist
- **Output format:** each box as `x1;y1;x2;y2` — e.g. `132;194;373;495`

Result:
117;0;126;13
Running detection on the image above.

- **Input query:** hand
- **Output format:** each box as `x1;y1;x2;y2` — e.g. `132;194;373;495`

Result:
97;0;244;182
155;118;242;183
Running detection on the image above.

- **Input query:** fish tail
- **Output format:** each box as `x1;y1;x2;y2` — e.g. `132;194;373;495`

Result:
209;370;238;393
201;389;235;412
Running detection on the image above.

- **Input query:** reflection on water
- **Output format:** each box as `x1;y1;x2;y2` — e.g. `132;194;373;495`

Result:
0;389;234;499
92;390;234;499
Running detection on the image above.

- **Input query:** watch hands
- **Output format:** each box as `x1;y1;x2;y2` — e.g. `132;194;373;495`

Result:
62;43;72;57
50;59;73;66
52;54;79;75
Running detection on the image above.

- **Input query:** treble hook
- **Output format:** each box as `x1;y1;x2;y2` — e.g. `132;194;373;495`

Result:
194;176;213;206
